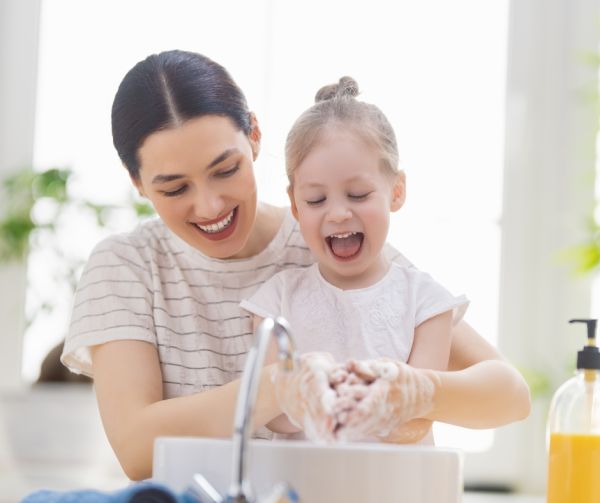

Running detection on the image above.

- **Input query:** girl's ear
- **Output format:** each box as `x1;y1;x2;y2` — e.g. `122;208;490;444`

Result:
390;171;406;212
287;185;299;221
248;112;262;161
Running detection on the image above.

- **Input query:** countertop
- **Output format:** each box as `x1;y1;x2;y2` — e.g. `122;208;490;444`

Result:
464;495;543;503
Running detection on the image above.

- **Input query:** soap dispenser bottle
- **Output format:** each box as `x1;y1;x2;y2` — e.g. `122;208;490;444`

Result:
546;319;600;503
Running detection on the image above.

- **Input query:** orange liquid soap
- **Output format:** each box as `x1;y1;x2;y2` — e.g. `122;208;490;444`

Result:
547;432;600;503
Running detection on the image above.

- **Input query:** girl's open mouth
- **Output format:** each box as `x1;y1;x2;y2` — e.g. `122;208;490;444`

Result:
326;231;364;260
192;206;239;241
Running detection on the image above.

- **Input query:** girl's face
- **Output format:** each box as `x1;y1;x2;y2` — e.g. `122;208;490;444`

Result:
134;115;260;259
289;130;405;289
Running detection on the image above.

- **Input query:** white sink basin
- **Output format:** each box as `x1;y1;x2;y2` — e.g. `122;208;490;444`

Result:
153;437;463;502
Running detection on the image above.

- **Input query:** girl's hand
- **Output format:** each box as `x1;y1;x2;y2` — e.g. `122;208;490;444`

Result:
337;359;440;441
271;352;340;442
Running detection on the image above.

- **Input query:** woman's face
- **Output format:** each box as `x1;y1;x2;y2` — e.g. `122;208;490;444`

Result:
134;115;260;259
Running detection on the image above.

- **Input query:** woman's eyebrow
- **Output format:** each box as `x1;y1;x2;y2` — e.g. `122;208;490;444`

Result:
151;148;241;184
152;173;184;184
206;148;240;169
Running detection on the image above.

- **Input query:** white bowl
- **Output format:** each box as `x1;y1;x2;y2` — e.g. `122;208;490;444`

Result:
153;437;463;503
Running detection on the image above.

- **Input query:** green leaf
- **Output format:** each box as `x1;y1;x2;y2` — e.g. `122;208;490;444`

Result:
33;168;71;202
518;366;552;400
0;212;35;261
132;199;155;218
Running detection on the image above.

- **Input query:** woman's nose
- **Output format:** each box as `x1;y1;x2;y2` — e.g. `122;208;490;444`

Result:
193;190;226;221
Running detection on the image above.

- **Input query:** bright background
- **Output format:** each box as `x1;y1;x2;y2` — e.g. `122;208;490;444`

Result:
29;0;507;451
2;0;600;498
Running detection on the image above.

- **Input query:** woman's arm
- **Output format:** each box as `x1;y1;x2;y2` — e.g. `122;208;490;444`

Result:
424;319;531;427
91;340;281;481
250;314;302;434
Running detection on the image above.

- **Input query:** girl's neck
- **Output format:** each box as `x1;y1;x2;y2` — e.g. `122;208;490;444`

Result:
318;253;391;291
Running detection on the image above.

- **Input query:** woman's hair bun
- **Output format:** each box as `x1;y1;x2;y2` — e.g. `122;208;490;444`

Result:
315;76;359;103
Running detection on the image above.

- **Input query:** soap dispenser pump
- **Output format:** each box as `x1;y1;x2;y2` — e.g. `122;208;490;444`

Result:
546;319;600;503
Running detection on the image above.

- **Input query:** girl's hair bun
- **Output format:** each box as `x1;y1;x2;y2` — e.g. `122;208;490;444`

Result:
314;76;359;103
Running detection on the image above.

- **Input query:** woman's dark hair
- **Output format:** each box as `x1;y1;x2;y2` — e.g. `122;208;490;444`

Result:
111;50;251;179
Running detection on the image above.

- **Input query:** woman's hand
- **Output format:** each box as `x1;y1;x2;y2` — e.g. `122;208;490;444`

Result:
337;358;440;441
271;351;341;442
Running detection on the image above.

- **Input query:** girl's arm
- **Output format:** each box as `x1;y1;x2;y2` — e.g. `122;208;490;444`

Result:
91;340;282;481
343;319;530;440
343;311;452;442
407;310;453;370
424;319;531;427
379;310;453;443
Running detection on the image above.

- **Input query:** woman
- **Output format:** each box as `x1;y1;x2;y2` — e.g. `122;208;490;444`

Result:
61;50;530;480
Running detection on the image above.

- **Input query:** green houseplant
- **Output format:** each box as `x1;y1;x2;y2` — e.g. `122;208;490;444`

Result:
0;167;154;381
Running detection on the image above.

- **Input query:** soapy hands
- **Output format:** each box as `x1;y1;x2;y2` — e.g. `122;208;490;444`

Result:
272;352;339;441
337;359;438;442
272;353;439;443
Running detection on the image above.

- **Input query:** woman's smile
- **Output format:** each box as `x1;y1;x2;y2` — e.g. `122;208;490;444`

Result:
191;206;239;241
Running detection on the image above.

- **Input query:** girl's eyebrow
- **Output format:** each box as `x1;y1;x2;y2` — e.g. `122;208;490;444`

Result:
298;181;324;189
298;175;369;189
151;148;240;184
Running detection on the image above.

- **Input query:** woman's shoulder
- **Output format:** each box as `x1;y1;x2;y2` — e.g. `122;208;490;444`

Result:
89;218;171;260
79;218;180;282
383;243;414;268
258;205;313;265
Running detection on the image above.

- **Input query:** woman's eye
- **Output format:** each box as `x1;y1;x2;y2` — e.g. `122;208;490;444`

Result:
348;192;370;201
216;165;240;178
162;185;188;197
306;197;325;206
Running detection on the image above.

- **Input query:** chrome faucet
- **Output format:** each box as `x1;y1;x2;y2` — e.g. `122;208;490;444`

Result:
186;317;299;503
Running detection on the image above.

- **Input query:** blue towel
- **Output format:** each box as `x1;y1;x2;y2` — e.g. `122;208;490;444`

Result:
21;481;198;503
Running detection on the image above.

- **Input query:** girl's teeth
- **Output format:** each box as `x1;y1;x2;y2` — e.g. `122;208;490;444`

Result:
331;231;357;239
197;209;235;233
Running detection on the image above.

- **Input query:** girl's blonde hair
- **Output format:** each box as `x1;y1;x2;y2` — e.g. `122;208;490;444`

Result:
285;76;400;185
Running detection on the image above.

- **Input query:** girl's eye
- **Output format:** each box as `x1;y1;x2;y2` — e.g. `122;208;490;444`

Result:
348;192;371;201
216;165;240;178
306;197;325;206
162;185;188;197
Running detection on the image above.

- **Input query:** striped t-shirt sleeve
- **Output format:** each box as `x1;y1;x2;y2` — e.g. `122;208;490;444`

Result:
61;235;156;376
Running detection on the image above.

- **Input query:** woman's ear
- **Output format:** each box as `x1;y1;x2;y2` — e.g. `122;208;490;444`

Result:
287;185;299;221
130;173;146;198
390;171;406;212
249;112;262;161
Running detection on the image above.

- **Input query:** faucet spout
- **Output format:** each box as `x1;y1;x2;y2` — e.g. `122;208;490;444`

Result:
226;317;296;503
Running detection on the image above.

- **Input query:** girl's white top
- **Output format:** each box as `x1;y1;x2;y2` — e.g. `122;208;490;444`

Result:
241;262;469;363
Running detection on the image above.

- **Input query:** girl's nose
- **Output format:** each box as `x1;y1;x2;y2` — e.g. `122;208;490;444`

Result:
327;202;352;223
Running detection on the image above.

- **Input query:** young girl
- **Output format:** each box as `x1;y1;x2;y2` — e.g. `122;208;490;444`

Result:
60;50;529;480
241;77;469;443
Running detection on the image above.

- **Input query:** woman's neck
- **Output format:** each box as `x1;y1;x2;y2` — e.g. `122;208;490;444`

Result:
234;202;286;259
